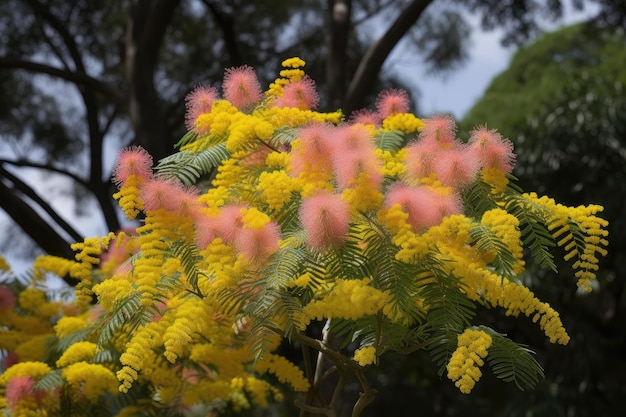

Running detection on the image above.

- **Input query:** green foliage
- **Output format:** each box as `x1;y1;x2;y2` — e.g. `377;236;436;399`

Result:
157;145;230;186
483;328;544;391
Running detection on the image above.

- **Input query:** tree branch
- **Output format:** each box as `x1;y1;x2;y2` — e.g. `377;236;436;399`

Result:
201;0;243;66
0;165;83;244
0;176;78;287
0;158;90;189
343;0;434;115
0;58;127;105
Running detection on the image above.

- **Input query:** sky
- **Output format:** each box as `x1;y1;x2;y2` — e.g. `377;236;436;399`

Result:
385;3;599;119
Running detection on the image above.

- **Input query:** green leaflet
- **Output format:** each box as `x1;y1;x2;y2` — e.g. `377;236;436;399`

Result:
375;129;409;151
156;144;230;186
481;327;545;391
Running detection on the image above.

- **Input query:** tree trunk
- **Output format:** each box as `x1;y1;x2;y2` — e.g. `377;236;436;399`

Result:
325;0;352;111
126;0;181;161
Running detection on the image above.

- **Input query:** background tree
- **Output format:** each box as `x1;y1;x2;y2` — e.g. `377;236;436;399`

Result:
3;0;622;267
456;22;626;416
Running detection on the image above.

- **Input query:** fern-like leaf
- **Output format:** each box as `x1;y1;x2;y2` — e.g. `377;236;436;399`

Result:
33;369;63;391
174;130;198;149
375;130;407;151
462;176;499;218
483;327;544;390
156;144;230;186
504;193;557;271
97;292;148;345
359;222;426;324
169;242;207;295
470;222;519;279
421;262;476;374
269;126;299;148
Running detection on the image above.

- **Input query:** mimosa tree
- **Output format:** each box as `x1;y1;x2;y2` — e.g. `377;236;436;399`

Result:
0;58;608;417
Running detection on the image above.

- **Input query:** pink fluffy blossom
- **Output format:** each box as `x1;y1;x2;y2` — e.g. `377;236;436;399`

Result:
332;151;382;190
185;85;219;130
376;89;410;119
419;115;457;144
468;126;516;173
299;191;351;250
385;184;462;231
235;221;281;263
112;146;153;185
350;109;381;126
330;125;382;188
6;376;45;410
0;286;16;312
272;76;319;110
195;205;247;247
431;144;480;188
140;178;200;215
222;65;263;111
404;139;438;180
290;123;335;176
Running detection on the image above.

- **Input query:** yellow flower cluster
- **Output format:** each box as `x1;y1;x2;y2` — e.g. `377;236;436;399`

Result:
92;278;134;311
304;278;391;321
524;193;609;291
481;208;525;274
32;255;74;281
54;315;90;339
0;254;11;271
266;57;306;98
254;353;310;392
257;170;301;212
258;106;343;128
62;362;118;401
446;328;493;394
480;166;509;193
70;233;115;307
117;321;164;392
378;205;429;263
382;113;425;133
225;112;274;153
0;361;51;384
56;341;97;367
353;346;377;366
376;148;407;178
341;172;384;213
112;174;144;220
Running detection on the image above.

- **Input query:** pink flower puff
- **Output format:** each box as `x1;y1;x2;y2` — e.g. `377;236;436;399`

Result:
235;221;281;264
140;178;201;216
112;146;153;185
468;126;516;173
376;89;410;120
0;286;16;312
185;85;219;130
419;114;457;144
331;125;382;189
290;123;335;176
222;65;264;111
6;376;46;411
385;184;462;231
431;143;480;188
299;191;351;250
271;76;319;110
195;204;247;247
